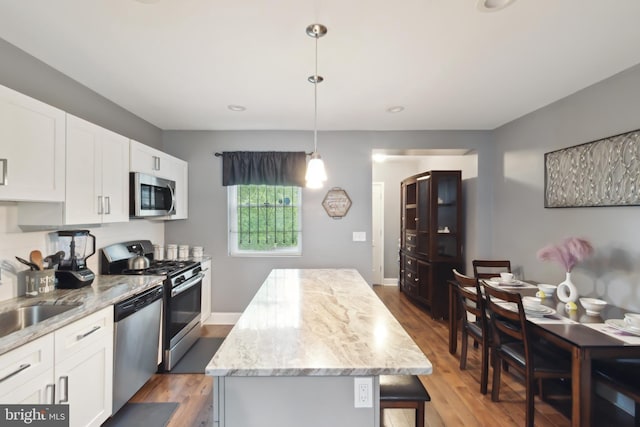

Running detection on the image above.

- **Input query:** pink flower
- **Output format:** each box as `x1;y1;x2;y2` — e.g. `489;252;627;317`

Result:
537;237;593;272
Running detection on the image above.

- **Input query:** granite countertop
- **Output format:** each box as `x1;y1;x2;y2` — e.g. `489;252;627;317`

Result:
0;274;165;356
206;268;433;377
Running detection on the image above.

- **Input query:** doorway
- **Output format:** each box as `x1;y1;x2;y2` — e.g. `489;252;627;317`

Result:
372;182;384;284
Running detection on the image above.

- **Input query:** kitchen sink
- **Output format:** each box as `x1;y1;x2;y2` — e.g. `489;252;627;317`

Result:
0;303;82;338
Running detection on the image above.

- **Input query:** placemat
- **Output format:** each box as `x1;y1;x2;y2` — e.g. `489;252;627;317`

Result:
584;322;640;345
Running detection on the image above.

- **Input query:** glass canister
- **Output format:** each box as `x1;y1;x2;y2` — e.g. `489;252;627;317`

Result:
178;245;189;260
153;244;164;261
166;244;177;261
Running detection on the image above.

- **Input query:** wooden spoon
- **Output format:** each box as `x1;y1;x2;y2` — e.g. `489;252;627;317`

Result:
29;250;44;271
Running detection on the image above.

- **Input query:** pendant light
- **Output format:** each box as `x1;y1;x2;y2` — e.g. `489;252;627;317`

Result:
305;23;328;189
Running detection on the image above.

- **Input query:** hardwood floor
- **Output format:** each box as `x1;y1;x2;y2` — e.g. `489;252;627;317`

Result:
124;288;632;427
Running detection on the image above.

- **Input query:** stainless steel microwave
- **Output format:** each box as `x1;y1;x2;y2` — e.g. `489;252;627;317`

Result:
130;172;176;217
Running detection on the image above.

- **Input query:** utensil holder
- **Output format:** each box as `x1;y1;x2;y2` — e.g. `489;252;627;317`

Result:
25;269;56;296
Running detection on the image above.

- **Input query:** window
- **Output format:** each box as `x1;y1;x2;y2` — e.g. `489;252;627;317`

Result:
228;185;302;256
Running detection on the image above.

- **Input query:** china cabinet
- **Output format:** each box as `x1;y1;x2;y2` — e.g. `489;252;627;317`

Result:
399;170;462;318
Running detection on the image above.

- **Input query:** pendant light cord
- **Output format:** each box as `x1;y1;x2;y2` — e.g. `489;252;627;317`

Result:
313;35;318;153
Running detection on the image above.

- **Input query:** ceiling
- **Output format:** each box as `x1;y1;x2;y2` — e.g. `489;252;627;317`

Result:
1;0;640;131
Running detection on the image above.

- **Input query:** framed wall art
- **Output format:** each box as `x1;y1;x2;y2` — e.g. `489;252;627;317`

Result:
544;128;640;207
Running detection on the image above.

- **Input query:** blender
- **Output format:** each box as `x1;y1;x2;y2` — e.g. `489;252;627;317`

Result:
48;230;96;288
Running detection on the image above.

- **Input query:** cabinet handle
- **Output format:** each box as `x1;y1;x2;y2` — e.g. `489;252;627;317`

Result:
407;247;412;251
0;363;30;383
414;278;419;282
59;376;69;403
407;260;412;265
46;383;55;404
104;196;111;214
407;273;412;278
97;196;103;214
77;325;100;341
0;159;7;186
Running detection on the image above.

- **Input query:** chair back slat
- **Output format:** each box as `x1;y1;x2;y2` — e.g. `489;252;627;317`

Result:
453;269;486;326
482;282;530;355
472;260;511;279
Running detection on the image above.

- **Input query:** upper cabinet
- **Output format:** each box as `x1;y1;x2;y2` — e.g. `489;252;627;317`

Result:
65;115;130;224
130;140;188;220
0;84;66;202
19;115;130;227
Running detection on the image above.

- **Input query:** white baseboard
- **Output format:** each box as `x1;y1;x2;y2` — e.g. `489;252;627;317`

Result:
382;278;399;286
207;312;242;325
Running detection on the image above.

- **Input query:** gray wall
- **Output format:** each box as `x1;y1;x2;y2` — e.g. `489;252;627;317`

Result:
492;63;640;311
163;130;493;313
0;38;162;148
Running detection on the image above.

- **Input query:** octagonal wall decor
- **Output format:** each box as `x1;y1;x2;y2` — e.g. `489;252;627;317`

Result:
322;188;352;219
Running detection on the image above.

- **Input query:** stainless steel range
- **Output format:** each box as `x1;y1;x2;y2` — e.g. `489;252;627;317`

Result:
101;240;203;371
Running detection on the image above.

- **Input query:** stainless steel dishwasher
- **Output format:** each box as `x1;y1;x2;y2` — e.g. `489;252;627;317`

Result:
112;285;164;413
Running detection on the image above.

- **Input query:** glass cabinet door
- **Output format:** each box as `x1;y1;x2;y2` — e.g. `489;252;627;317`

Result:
433;173;459;259
416;177;430;256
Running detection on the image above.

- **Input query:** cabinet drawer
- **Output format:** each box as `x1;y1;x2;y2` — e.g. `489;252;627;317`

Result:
405;233;416;247
404;256;417;273
54;306;113;361
404;270;419;287
0;334;53;395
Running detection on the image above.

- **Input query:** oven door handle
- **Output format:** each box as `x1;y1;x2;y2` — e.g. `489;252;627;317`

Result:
171;273;204;297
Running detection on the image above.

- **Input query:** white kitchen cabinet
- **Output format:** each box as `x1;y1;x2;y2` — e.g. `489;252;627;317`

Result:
54;305;113;427
18;115;130;227
0;84;66;202
130;140;189;220
0;307;114;427
0;333;55;403
200;259;212;323
65;115;129;224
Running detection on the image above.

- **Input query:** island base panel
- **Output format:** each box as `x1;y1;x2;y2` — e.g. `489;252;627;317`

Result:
214;375;380;427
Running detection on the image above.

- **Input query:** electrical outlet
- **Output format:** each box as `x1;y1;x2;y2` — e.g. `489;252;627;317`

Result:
354;377;372;408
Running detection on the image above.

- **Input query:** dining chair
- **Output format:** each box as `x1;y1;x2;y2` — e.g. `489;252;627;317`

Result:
472;259;511;279
482;282;571;427
452;269;490;394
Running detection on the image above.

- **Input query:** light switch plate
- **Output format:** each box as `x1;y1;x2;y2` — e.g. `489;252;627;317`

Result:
352;232;366;242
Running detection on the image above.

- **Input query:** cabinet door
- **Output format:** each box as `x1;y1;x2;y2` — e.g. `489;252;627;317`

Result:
201;259;212;323
65;115;102;224
54;306;113;427
100;129;130;223
0;84;65;202
417;260;431;303
432;172;461;260
170;158;188;219
55;341;112;427
130;140;163;176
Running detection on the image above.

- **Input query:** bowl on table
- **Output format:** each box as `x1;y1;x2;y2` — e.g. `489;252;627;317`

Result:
537;284;557;298
579;298;607;315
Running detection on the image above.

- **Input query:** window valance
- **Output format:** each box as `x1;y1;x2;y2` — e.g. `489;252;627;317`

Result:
222;151;306;187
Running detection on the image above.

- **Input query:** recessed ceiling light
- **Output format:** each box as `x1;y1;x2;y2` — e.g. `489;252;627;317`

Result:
386;106;405;114
477;0;516;12
134;0;161;4
227;105;246;112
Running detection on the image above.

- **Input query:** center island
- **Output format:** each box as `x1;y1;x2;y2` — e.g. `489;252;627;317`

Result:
206;268;433;427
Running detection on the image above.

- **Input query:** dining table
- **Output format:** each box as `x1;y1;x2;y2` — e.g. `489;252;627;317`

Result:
448;278;640;427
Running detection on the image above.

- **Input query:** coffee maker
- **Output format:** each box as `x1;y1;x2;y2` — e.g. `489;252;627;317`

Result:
48;230;96;289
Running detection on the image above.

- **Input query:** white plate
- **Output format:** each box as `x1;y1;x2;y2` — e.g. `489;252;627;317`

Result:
523;304;556;317
605;319;640;336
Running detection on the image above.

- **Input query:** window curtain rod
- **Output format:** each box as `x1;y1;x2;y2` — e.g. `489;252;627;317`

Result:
214;152;313;157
